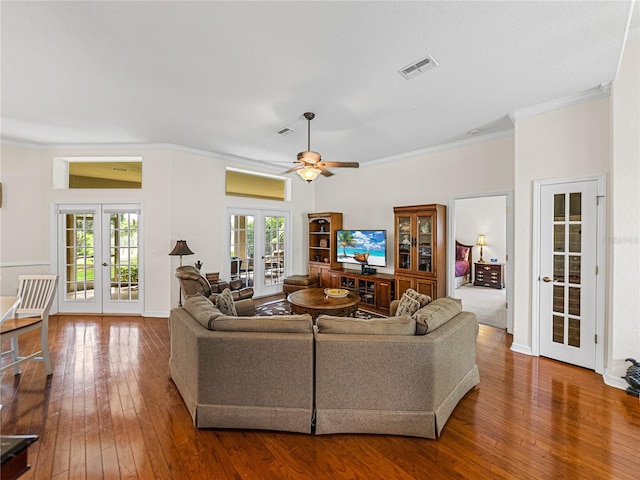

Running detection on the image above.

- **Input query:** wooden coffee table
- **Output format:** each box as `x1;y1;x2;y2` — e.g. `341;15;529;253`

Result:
287;288;359;320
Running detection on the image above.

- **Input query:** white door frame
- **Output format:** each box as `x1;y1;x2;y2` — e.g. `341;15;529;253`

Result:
447;190;514;333
531;175;606;374
226;206;291;298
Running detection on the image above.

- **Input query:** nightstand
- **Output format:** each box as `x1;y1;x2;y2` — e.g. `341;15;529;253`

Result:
474;262;504;289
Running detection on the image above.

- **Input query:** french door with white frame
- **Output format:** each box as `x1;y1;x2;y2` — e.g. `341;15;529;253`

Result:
56;203;142;314
228;208;290;298
537;179;602;370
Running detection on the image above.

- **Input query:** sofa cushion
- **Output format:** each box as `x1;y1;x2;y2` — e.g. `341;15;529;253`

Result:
404;288;431;308
395;293;421;317
210;314;313;333
413;297;463;335
183;293;225;329
216;288;238;316
316;315;416;336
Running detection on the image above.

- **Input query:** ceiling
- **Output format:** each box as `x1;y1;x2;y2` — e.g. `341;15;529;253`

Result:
1;1;636;173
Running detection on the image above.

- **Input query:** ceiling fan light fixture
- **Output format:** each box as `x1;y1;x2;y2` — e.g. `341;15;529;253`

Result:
296;166;322;183
297;150;321;164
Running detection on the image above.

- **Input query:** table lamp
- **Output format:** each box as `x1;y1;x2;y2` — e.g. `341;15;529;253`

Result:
476;234;487;263
169;240;194;305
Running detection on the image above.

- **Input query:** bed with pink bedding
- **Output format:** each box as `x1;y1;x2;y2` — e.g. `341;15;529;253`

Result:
455;241;473;288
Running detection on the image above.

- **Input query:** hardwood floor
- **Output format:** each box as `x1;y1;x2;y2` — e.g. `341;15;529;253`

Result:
2;311;639;479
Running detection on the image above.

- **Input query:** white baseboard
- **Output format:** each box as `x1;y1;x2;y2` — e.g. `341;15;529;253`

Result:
144;310;170;318
603;370;629;391
510;343;533;356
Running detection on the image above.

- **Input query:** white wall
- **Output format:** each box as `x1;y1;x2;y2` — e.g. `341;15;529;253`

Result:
313;136;515;275
0;144;47;279
609;36;640;377
455;196;507;264
512;98;611;352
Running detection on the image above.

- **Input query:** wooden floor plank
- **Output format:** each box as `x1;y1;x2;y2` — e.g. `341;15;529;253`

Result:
2;314;639;479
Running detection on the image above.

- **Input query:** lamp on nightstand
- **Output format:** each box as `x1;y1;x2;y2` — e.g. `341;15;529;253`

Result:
476;234;487;263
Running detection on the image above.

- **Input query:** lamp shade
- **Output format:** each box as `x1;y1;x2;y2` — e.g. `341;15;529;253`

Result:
169;240;194;257
476;234;487;246
297;166;322;183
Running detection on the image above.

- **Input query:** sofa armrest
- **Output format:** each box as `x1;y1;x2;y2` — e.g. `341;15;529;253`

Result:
389;299;400;316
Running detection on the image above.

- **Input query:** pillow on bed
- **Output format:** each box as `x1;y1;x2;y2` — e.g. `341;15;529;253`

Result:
456;245;470;261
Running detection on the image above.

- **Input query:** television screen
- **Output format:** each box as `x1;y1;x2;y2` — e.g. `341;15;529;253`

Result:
336;230;387;267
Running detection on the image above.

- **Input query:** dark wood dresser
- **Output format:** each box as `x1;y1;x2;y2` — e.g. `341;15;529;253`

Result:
474;262;504;289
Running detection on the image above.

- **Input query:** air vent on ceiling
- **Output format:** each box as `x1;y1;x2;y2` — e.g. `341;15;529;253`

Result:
398;54;439;80
276;127;295;136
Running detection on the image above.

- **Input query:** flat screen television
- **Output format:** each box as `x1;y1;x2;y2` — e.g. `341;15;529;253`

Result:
336;230;387;271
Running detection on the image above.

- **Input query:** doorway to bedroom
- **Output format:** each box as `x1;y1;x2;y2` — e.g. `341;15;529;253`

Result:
449;193;513;332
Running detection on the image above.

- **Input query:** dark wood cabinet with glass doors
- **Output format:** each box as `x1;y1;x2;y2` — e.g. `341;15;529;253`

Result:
393;204;446;300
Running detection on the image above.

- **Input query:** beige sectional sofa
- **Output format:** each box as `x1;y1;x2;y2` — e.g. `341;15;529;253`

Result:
168;293;479;439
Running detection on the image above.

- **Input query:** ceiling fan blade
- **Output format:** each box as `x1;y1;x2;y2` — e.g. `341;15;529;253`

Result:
283;165;303;173
318;161;360;168
319;167;334;177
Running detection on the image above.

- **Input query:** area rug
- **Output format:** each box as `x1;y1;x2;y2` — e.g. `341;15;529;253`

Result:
255;299;383;319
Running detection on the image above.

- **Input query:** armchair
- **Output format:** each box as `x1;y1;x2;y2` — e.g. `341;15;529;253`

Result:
175;266;255;316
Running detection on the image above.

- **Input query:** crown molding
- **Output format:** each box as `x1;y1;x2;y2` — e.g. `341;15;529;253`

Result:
3;131;516;171
509;83;612;122
363;129;514;167
0;139;284;173
0;138;48;149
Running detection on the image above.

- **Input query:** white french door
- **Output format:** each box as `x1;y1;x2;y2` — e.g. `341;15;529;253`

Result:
228;208;290;298
538;180;599;369
57;203;142;314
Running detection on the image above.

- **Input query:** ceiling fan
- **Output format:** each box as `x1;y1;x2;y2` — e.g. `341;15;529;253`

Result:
286;112;359;182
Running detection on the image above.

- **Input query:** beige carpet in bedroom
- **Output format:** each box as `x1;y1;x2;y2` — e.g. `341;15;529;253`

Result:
454;284;506;329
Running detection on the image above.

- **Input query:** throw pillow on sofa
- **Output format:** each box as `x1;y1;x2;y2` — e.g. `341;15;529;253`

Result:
216;288;238;316
404;288;431;308
183;293;225;329
395;293;421;317
316;315;416;336
413;296;463;335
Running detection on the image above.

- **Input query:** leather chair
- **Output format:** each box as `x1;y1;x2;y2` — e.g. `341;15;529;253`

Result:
175;266;255;316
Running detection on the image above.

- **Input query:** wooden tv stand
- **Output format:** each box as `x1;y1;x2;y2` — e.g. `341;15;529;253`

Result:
328;268;395;316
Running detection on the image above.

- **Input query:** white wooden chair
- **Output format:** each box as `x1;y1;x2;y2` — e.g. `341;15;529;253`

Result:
0;275;58;376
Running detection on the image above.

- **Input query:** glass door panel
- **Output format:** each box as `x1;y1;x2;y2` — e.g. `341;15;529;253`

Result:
551;192;582;349
396;216;411;271
417;215;433;273
105;211;139;304
62;211;99;309
263;215;285;288
230;214;255;288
